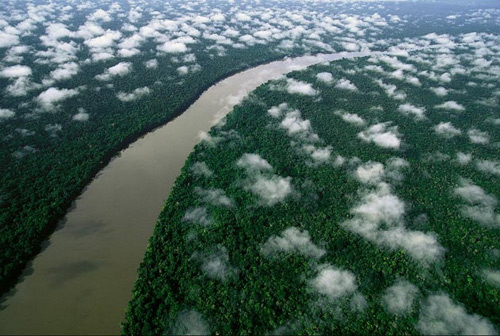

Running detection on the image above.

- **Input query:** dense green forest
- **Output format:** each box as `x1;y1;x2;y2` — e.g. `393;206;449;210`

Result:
123;39;499;334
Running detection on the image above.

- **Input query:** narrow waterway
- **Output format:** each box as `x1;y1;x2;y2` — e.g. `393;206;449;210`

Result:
0;51;371;335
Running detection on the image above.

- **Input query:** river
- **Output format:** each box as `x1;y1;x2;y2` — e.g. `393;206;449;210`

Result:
0;51;371;335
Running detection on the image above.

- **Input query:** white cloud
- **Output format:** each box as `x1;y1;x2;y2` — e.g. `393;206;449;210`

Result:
85;30;122;49
190;162;214;178
198;246;235;281
286;78;318;96
96;62;132;81
116;87;150;102
417;294;497;335
237;153;272;172
340;112;365;126
261;227;326;259
37;87;79;110
343;182;444;262
195;187;234;207
304;145;332;163
483;270;500;287
235;13;251;22
183;207;212;227
342;42;359;52
89;9;112;22
248;175;293;207
435;101;465;111
281;111;314;136
0;65;32;78
0;108;15;119
0;31;19;48
170;310;210;336
177;65;189;75
476;160;500;177
456;152;472;165
316;72;333;84
145;59;158;69
382;280;419;315
397;103;425;119
158;41;188;53
310;265;358;299
430;86;448;97
434;122;462;138
267;103;289;119
355;161;385;185
73;108;89;121
358;123;401;149
454;179;499;228
335;78;358;91
50;62;79;81
374;79;406;101
467;129;489;144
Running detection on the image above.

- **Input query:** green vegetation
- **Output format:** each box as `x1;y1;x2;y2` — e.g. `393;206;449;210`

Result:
124;46;499;334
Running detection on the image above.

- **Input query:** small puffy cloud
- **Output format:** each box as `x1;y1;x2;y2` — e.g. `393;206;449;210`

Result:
158;41;188;53
37;87;79;110
434;122;462;138
211;13;225;22
237;153;294;206
170;310;210;336
50;62;79;81
483;269;500;287
374;79;406;101
467;129;489;144
310;265;358;299
0;65;32;78
96;62;132;81
177;65;189;75
342;42;359;52
235;13;251;22
286;78;318;96
145;59;158;69
382;280;419;315
344;182;444;262
267;103;289;119
85;30;122;49
435;101;465;111
454;179;499;228
0;108;15;119
303;145;332;164
281;111;314;136
335;78;358;92
183;207;212;227
261;227;326;259
476;160;500;177
116;87;150;102
339;112;365;126
197;246;236;281
190;162;213;178
355;161;385;185
358;123;401;149
456;152;472;165
316;72;333;84
430;86;448;96
417;294;497;335
397;103;425;120
248;175;293;207
0;31;19;48
89;9;112;22
195;187;234;207
237;153;272;172
73;108;89;121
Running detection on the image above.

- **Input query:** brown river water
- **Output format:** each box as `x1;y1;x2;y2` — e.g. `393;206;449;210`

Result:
0;51;371;335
